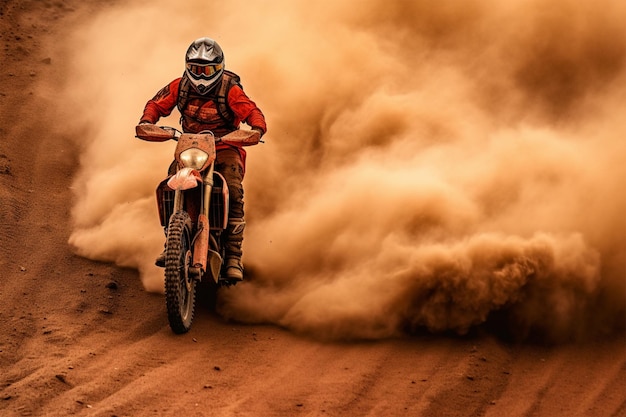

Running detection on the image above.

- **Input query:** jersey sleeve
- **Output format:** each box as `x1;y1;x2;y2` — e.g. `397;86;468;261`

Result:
139;78;182;124
227;85;267;134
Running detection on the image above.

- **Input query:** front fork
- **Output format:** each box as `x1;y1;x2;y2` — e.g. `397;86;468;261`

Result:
172;162;214;280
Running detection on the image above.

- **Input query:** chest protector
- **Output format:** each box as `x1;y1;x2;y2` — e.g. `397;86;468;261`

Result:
176;70;242;135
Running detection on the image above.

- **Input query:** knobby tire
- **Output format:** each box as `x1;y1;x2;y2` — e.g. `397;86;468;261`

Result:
164;210;197;334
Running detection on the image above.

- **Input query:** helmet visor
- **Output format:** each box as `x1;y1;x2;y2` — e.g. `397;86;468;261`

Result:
186;62;223;77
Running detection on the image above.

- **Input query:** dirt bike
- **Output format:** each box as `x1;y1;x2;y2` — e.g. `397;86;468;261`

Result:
135;124;260;334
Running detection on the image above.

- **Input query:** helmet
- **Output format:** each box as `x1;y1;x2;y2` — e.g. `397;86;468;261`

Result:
184;37;224;95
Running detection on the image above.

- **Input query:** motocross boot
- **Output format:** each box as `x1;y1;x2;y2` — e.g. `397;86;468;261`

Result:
155;228;167;267
155;249;166;267
224;218;245;281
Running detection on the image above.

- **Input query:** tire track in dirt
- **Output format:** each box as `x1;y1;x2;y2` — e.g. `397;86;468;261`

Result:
482;341;626;417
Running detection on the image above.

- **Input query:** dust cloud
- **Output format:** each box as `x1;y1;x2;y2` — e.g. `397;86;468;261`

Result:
59;0;625;341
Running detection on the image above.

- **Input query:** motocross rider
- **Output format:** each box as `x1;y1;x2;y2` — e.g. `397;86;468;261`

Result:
138;37;267;281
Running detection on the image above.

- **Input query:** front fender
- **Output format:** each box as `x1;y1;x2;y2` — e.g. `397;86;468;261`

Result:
167;167;202;190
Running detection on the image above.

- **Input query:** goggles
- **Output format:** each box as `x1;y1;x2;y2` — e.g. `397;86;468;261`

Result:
186;62;223;77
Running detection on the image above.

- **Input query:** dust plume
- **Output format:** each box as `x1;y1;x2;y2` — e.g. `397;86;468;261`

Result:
58;0;625;341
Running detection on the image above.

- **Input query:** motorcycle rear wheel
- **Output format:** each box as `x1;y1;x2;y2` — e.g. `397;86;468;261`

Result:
164;210;197;334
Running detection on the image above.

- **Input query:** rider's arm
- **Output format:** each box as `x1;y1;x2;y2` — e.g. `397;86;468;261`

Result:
227;85;267;136
139;78;182;124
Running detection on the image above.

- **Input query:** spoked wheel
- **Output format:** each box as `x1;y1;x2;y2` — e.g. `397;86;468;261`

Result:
164;210;197;334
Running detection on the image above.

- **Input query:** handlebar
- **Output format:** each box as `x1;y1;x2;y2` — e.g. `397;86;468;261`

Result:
135;124;261;146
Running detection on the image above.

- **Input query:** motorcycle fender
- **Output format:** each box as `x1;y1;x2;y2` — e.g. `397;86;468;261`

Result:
192;214;209;274
167;167;202;190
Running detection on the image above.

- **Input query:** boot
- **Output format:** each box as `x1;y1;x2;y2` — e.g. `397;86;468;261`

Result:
155;228;167;267
155;249;166;267
225;256;244;281
224;218;245;281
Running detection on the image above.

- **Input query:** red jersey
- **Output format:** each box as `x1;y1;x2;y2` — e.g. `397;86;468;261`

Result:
140;77;266;159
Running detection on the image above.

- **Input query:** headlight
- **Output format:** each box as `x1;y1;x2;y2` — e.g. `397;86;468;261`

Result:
179;148;209;169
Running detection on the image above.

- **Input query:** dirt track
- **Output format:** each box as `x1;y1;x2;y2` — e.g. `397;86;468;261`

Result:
1;1;625;416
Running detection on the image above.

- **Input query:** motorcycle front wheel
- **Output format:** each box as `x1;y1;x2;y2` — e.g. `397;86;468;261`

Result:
164;210;197;334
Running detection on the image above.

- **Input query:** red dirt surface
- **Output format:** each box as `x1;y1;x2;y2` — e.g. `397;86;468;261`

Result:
0;1;624;416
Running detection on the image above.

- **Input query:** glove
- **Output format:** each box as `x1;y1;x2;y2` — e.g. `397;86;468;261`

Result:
139;120;152;125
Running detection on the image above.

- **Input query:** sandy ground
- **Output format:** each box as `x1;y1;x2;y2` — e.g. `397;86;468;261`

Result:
0;1;625;416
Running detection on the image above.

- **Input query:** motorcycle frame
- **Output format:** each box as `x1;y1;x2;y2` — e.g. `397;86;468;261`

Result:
170;133;223;283
136;124;261;283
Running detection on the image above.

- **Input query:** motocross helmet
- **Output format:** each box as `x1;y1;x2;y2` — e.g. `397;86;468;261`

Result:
184;37;224;95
